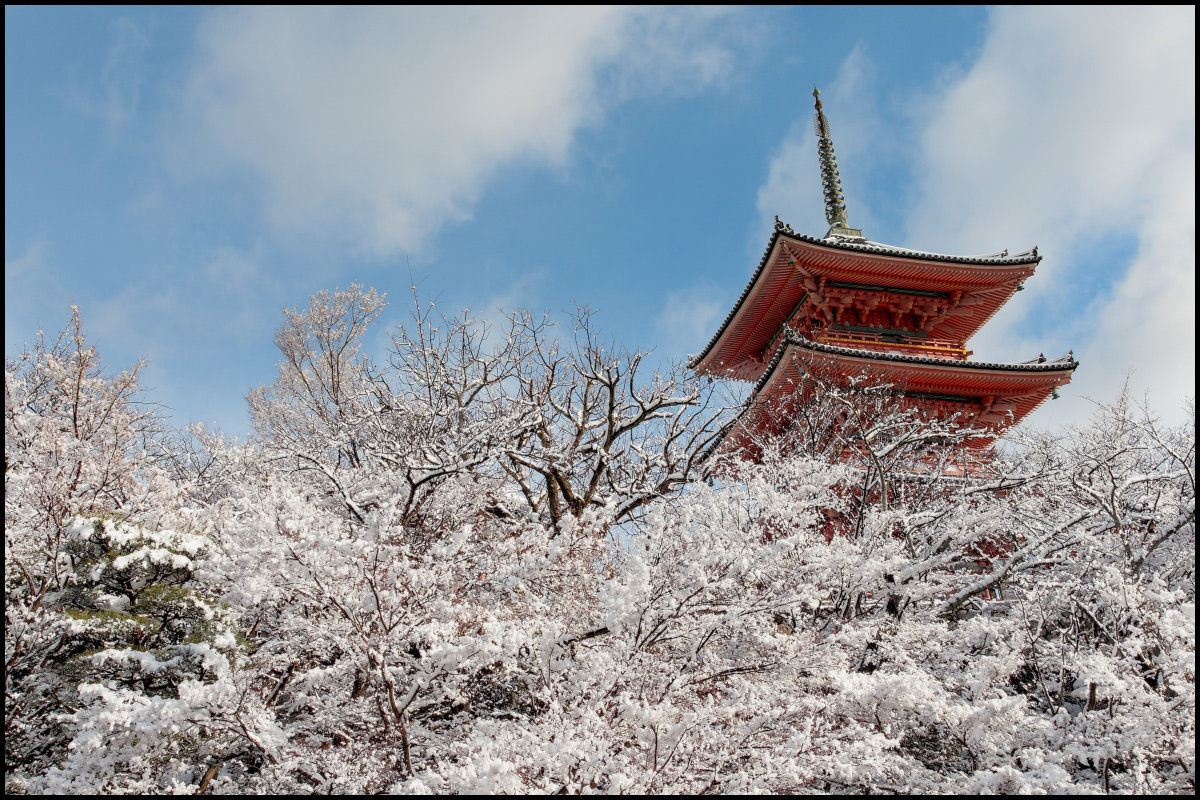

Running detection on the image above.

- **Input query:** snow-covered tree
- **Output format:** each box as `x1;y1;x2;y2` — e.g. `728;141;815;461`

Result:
5;295;1193;794
6;314;275;793
246;287;728;535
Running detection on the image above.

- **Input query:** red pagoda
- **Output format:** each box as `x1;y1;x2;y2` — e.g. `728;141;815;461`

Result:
692;89;1077;461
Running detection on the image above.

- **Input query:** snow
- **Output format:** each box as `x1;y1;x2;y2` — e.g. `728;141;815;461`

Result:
6;294;1193;795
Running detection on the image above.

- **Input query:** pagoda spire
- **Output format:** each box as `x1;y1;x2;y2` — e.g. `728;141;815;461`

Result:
812;87;863;239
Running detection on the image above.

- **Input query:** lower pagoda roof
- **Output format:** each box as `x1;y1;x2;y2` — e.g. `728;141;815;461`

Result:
753;330;1078;399
706;331;1078;463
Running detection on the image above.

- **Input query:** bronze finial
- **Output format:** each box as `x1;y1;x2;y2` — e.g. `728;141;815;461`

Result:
812;86;858;237
812;87;828;136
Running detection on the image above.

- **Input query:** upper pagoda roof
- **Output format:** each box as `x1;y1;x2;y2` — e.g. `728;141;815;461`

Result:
769;221;1041;266
689;220;1042;379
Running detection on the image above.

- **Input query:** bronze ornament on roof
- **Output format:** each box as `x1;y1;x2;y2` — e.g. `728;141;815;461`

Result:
812;88;863;239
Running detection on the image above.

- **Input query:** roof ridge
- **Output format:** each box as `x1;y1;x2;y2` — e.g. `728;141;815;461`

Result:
774;217;1040;263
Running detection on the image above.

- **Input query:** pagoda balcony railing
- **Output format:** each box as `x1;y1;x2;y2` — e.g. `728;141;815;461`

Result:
814;329;969;360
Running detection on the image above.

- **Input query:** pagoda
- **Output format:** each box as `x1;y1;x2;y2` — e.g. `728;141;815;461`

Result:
692;89;1077;461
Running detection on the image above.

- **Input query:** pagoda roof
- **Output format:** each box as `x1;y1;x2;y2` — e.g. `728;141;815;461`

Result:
705;331;1077;463
753;330;1078;397
751;331;1077;431
690;220;1042;379
772;227;1041;267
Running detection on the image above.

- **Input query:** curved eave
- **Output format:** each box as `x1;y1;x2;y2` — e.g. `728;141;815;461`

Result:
751;334;1076;433
702;334;1077;462
756;332;1077;394
689;226;1041;378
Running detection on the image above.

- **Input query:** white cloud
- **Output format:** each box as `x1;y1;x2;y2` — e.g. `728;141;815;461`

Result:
756;128;822;238
907;7;1194;255
4;240;58;350
1073;150;1195;422
905;6;1195;424
4;239;47;280
654;285;725;362
177;7;748;257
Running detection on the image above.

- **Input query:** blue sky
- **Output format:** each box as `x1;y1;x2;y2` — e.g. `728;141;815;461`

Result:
6;7;1195;435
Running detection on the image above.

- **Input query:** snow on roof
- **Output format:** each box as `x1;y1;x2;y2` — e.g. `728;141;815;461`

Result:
772;218;1041;266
